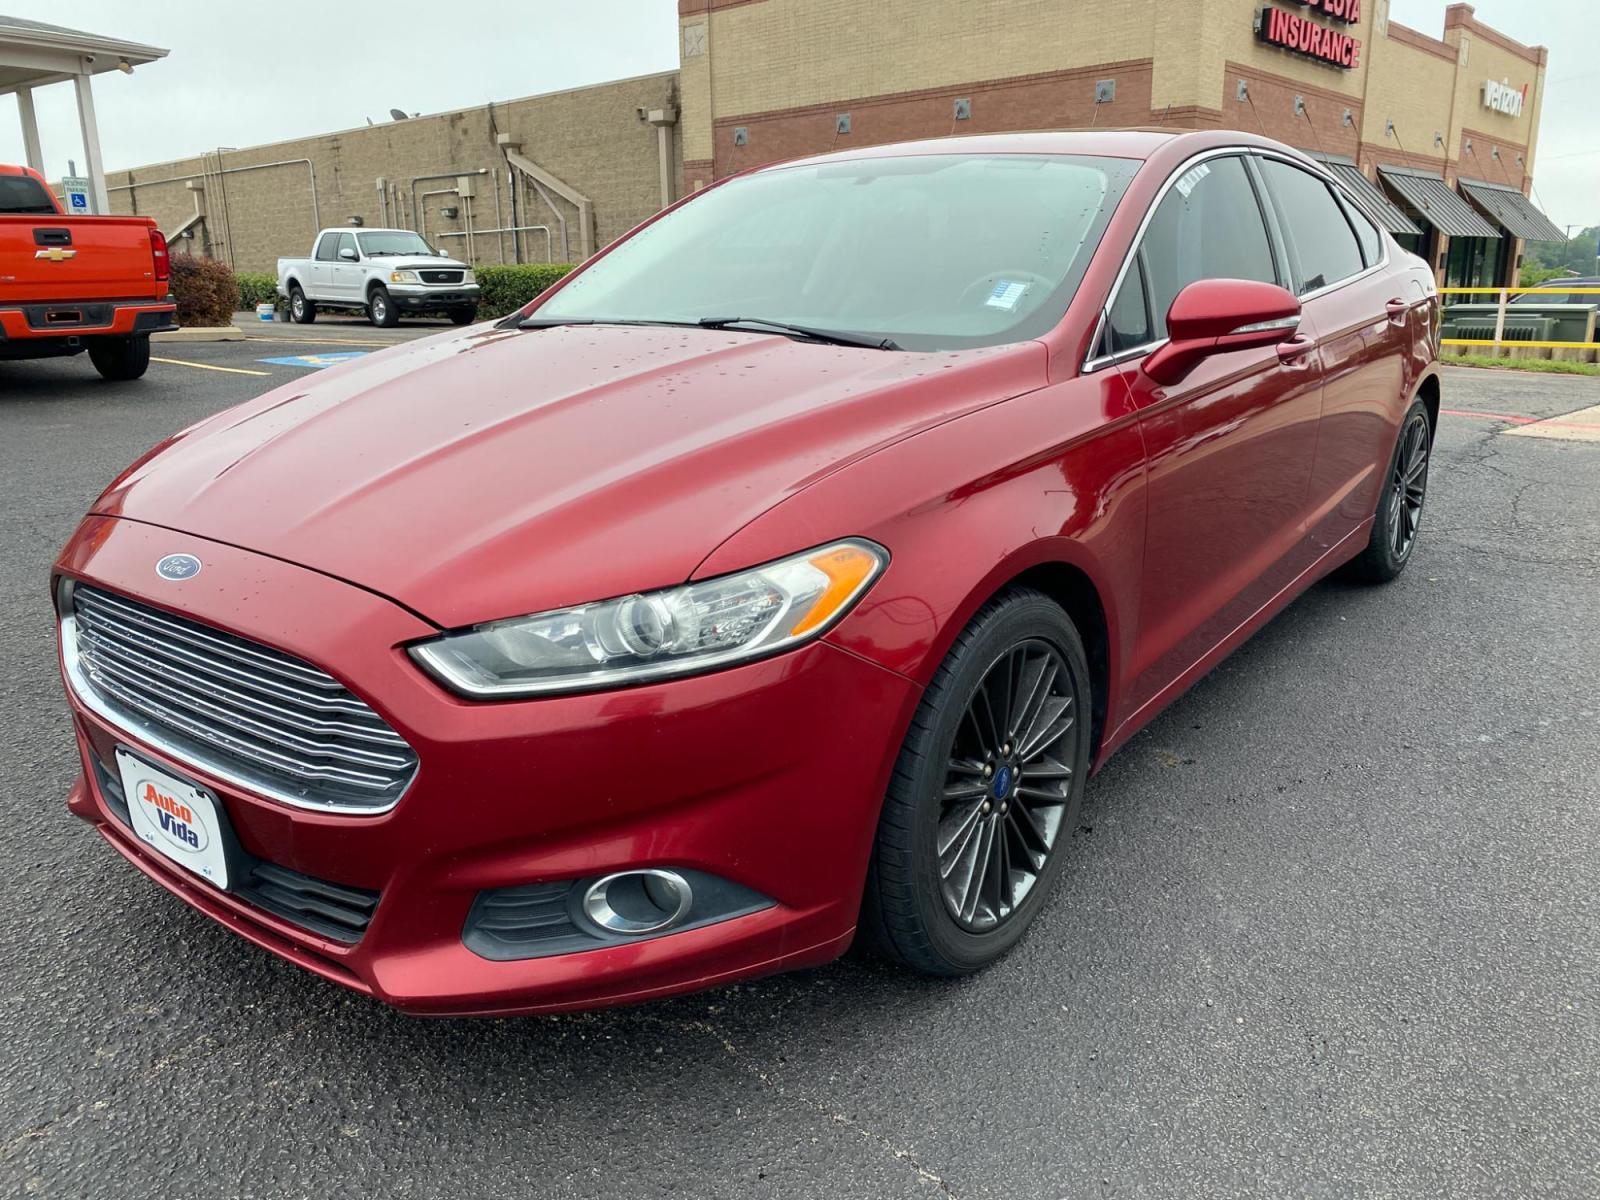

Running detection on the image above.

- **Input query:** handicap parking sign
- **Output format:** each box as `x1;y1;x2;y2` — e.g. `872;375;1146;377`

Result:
62;176;91;213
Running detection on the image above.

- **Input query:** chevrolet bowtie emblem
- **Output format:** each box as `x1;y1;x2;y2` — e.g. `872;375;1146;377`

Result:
35;248;77;261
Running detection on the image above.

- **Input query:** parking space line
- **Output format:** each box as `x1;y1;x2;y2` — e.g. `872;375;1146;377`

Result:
243;336;404;348
1444;406;1600;438
150;357;274;377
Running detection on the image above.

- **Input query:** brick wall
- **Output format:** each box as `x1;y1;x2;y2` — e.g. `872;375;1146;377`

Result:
109;72;681;274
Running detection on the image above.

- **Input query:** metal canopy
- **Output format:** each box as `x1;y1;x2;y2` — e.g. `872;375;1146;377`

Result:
1458;178;1566;244
0;15;166;94
1310;155;1422;237
1376;166;1499;240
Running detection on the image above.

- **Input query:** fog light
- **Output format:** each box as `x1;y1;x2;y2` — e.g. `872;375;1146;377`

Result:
581;868;693;936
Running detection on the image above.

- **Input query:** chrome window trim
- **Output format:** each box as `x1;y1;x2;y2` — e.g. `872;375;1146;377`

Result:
61;613;410;817
1081;145;1391;374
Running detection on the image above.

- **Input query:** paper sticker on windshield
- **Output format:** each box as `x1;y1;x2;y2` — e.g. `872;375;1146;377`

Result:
986;280;1029;311
1174;162;1211;198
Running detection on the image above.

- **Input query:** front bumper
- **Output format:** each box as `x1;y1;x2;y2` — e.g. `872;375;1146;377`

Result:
56;516;918;1015
389;285;479;310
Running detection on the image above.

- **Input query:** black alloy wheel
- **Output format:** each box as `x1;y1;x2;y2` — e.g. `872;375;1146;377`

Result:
1389;409;1430;561
939;639;1076;931
862;588;1092;976
1344;397;1432;583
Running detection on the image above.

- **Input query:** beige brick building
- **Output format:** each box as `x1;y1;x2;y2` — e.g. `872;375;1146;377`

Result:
109;1;1555;288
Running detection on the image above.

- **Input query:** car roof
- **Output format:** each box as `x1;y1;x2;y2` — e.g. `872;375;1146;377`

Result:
754;128;1304;173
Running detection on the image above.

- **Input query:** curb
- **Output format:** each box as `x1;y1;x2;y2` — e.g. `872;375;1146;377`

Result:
154;326;246;343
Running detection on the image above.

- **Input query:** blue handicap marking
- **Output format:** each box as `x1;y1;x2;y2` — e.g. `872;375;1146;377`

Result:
69;194;89;210
257;352;370;369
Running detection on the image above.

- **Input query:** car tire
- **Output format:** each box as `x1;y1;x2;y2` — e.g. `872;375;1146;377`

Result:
367;287;399;328
1342;398;1432;583
87;335;151;382
289;286;316;324
448;308;477;326
860;587;1092;976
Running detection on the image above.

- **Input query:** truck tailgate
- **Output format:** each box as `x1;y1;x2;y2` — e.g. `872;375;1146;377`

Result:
0;215;163;304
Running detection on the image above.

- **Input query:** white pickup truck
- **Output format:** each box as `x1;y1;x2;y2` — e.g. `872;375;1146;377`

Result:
276;228;480;327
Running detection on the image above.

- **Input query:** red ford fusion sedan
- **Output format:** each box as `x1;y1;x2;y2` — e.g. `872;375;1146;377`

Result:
54;130;1440;1015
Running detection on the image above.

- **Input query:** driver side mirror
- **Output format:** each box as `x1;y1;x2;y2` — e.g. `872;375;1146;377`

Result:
339;247;359;262
1142;279;1301;386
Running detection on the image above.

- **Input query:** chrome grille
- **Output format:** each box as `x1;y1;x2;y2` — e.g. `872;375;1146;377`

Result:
66;585;416;813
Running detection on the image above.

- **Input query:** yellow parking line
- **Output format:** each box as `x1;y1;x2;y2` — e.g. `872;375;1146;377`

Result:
242;336;403;348
151;357;273;377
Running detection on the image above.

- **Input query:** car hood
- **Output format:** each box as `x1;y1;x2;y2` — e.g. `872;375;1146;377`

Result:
376;256;469;272
92;324;1042;628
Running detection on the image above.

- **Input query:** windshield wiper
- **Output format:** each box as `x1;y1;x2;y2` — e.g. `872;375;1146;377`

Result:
697;316;900;350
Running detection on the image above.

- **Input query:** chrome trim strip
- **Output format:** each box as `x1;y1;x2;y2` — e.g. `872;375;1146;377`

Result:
1227;314;1301;336
63;613;411;816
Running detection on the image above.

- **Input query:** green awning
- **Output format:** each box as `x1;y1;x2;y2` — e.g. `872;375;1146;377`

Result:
1377;166;1499;240
1458;179;1566;243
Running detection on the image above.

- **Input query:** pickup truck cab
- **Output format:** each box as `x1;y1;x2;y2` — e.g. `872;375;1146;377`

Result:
277;228;480;328
0;164;176;381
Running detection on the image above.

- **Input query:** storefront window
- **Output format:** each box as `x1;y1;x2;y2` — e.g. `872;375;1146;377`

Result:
1446;236;1509;289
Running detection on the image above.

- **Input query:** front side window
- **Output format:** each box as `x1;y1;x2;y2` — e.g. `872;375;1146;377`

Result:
337;232;358;259
1104;256;1152;354
1136;155;1279;340
537;153;1140;351
1258;159;1366;294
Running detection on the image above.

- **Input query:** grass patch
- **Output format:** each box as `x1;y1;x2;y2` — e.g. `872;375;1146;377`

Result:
1443;354;1600;377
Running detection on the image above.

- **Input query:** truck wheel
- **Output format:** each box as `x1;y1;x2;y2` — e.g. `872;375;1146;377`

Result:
367;287;399;328
448;308;476;326
289;286;316;324
88;336;152;382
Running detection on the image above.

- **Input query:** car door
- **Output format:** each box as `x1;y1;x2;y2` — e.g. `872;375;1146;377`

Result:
330;233;364;304
309;232;339;297
1096;152;1325;712
1253;156;1411;556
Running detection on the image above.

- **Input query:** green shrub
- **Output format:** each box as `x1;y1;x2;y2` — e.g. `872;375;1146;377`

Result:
236;271;279;312
169;254;238;327
475;263;576;319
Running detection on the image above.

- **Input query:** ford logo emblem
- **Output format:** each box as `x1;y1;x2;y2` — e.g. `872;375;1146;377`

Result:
155;554;202;581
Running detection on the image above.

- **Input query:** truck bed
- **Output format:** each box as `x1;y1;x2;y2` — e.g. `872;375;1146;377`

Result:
0;214;168;306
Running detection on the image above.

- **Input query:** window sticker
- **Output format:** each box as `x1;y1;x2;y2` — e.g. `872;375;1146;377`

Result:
985;279;1030;310
1174;162;1212;199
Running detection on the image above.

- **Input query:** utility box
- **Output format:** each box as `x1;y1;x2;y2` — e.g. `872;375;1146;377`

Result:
455;175;477;199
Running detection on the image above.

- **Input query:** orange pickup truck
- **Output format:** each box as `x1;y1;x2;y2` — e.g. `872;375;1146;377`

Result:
1;163;176;381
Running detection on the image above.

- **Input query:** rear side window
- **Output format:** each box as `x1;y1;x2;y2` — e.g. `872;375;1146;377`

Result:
0;174;56;215
1259;159;1366;294
315;233;341;261
1342;197;1384;267
1138;156;1278;339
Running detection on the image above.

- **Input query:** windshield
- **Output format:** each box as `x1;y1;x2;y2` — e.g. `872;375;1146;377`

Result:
536;153;1138;351
0;175;57;215
357;231;438;257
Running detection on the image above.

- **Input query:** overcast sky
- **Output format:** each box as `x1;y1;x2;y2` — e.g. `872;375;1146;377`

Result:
2;0;1594;231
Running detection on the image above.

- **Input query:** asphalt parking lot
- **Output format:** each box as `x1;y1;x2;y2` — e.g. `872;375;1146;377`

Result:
2;336;1597;1198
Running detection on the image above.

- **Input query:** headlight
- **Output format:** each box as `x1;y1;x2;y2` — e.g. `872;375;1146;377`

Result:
461;270;477;285
409;539;886;698
389;270;419;284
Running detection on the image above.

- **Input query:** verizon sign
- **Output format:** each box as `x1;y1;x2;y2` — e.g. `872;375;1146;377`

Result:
1482;78;1527;118
1258;4;1363;70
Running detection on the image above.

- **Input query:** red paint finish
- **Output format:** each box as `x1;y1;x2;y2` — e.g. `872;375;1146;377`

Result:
54;130;1439;1014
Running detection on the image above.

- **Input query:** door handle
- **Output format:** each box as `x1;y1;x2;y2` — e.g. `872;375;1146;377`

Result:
1386;298;1411;323
1276;334;1315;367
